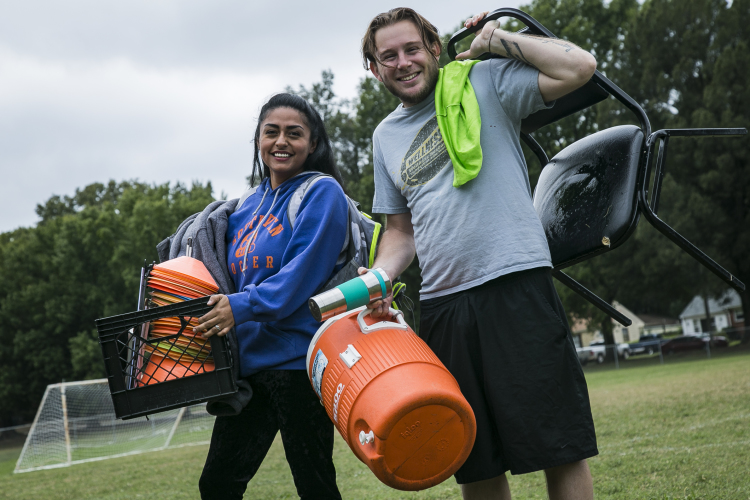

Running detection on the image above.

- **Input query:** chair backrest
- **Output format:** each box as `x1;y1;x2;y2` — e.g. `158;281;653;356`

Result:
533;125;644;268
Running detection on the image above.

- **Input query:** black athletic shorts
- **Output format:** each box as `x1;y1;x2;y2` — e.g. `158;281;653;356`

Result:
419;267;598;483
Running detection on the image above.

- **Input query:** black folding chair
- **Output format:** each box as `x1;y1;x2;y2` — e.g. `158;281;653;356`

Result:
447;8;747;326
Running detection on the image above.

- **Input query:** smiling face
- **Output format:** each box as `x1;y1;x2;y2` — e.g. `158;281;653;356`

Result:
369;20;441;107
258;107;317;189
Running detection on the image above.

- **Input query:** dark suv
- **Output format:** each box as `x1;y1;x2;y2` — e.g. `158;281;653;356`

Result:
660;335;705;354
628;333;664;356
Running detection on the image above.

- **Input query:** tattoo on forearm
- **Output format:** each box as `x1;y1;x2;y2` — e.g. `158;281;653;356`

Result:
518;33;576;52
500;39;538;69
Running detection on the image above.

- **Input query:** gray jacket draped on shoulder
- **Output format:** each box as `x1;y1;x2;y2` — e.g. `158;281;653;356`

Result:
156;198;253;416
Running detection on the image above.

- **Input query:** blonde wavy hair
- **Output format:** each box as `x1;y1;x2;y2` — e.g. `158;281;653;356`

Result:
361;7;441;70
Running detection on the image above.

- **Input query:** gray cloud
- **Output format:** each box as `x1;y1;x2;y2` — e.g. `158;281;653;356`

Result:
0;0;524;232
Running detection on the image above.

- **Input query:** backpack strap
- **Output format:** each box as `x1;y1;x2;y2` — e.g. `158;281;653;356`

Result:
287;173;330;227
236;186;259;211
365;213;382;268
239;173;332;222
287;173;351;266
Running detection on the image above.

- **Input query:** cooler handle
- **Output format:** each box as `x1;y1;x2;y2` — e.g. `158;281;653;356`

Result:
357;308;408;334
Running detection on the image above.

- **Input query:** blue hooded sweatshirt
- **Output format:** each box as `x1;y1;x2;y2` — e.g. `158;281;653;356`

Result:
225;171;348;377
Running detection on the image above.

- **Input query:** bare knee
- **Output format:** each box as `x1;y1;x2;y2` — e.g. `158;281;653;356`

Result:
460;474;511;500
544;460;593;500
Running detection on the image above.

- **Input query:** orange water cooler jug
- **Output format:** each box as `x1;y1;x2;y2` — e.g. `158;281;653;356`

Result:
306;306;476;491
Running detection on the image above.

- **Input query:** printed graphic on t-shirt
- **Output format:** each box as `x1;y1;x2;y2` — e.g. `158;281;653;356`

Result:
400;115;450;186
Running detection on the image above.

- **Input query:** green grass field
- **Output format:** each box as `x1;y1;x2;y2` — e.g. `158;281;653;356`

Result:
2;349;748;500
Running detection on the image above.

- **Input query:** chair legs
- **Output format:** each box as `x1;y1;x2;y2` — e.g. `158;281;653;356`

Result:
641;128;746;294
550;210;745;328
545;128;747;327
639;206;745;293
551;270;632;326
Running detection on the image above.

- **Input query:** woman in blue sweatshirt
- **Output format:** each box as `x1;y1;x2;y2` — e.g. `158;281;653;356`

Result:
196;93;347;500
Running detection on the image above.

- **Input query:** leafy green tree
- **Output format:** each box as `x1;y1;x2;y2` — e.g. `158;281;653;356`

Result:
649;0;750;341
582;0;750;342
0;181;214;426
513;0;749;347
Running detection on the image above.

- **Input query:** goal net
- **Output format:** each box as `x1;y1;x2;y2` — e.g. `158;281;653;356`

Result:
14;379;215;473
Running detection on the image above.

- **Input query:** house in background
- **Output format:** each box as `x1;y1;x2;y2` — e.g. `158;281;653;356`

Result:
611;302;680;342
637;313;682;336
571;302;681;348
680;289;745;335
611;302;645;343
571;318;596;348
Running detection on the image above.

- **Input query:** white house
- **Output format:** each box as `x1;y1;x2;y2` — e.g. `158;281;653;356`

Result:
610;302;680;342
571;302;680;348
611;302;645;343
679;289;745;334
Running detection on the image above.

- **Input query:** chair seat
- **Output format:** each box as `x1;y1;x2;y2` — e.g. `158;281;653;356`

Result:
533;125;644;267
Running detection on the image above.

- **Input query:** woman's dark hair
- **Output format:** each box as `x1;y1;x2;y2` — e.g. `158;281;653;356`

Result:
250;93;345;189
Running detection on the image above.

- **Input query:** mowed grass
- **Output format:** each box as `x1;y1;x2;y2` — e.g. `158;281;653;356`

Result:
1;349;748;500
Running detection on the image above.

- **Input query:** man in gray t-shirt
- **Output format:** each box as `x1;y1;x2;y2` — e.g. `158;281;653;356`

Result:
360;8;598;500
372;58;552;300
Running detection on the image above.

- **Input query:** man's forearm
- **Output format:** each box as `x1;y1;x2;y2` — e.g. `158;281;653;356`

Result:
372;226;416;282
489;29;594;81
488;29;597;101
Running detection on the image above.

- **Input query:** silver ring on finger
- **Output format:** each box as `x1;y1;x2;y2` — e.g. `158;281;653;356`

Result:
214;324;221;331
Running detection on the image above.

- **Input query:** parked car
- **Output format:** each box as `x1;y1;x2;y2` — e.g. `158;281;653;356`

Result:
660;335;707;354
591;341;633;359
576;341;631;364
576;344;605;365
628;333;664;356
697;334;729;348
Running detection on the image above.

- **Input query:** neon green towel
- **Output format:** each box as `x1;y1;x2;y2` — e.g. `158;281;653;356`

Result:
435;60;482;187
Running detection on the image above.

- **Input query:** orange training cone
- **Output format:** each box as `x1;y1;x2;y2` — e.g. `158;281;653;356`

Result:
153;256;219;292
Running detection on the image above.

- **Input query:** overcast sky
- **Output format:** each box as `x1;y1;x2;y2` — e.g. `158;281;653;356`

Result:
0;0;525;233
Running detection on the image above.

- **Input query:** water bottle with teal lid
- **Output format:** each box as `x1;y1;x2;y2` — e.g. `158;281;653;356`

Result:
309;268;392;322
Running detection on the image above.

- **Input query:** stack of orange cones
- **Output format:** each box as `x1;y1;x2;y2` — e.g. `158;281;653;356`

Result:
138;256;220;386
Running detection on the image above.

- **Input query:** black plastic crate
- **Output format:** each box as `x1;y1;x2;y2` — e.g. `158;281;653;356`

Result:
96;297;237;420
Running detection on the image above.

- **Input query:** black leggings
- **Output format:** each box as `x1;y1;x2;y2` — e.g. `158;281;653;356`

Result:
199;370;341;500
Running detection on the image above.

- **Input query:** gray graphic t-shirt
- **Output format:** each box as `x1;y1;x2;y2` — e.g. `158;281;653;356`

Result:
372;58;553;300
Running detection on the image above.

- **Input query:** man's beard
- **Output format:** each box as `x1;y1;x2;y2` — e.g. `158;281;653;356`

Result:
383;57;440;107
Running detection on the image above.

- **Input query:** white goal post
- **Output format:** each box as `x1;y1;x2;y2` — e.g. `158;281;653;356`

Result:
14;379;215;473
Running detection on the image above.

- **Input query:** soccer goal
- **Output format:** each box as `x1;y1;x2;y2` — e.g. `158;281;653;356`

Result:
14;379;216;473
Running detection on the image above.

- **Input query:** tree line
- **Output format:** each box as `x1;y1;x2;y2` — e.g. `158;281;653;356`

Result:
1;0;748;426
